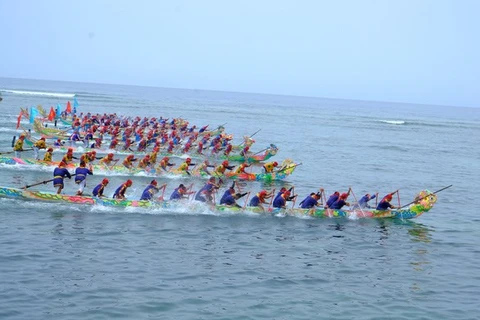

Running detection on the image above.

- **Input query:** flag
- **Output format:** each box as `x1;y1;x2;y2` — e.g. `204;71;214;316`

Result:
56;104;61;117
16;110;23;129
48;107;55;121
66;101;72;114
73;97;79;114
29;106;39;124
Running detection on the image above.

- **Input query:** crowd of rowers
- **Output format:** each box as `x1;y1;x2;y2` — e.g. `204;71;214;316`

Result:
13;133;282;176
48;159;399;212
24;111;262;158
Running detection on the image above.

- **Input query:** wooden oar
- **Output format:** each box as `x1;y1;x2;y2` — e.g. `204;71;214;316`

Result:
0;148;33;155
399;185;452;209
238;129;261;147
24;173;77;189
350;188;365;217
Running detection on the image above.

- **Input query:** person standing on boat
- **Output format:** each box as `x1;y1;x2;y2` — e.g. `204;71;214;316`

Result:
170;184;194;200
263;161;278;174
92;178;109;198
249;190;273;211
140;180;163;201
53;161;72;194
376;192;398;210
113;179;133;200
33;137;47;160
354;193;377;209
13;134;25;158
75;161;93;196
329;192;351;210
195;177;220;204
43;147;54;162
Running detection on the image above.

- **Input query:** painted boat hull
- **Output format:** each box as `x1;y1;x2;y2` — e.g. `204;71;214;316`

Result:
0;186;437;219
0;156;296;181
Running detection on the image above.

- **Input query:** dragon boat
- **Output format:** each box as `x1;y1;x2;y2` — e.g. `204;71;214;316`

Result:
0;156;297;181
0;187;438;220
10;138;279;164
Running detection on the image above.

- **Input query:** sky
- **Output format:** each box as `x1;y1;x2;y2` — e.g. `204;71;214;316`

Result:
0;0;478;108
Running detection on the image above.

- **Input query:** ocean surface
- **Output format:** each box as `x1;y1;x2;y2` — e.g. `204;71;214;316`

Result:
0;77;479;319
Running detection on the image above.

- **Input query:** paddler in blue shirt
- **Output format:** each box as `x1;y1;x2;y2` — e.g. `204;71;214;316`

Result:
272;190;292;209
220;182;236;204
249;190;273;211
330;193;350;210
170;184;194;200
195;177;220;204
74;161;93;196
325;191;340;208
376;192;398;210
92;178;109;198
140;180;162;201
300;192;322;209
113;179;133;200
354;193;377;209
53;161;72;194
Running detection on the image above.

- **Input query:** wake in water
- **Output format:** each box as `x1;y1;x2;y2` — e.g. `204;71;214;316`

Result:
0;89;75;98
377;119;406;125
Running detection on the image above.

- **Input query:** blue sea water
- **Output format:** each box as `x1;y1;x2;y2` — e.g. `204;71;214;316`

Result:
0;77;479;319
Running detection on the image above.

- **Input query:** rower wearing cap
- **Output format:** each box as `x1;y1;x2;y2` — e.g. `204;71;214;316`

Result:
158;156;175;172
300;191;323;209
138;154;152;169
92;178;109;198
330;192;351;210
195;177;220;204
325;191;340;209
113;179;133;200
33;137;47;160
140;180;162;200
272;189;293;209
13;134;25;158
215;160;234;175
220;182;237;205
122;154;138;169
170;184;195;200
222;191;248;208
176;157;195;175
99;153;117;167
43;147;54;162
61;148;77;164
234;162;250;175
249;189;274;211
193;159;215;176
53;161;72;194
376;192;398;210
263;161;278;173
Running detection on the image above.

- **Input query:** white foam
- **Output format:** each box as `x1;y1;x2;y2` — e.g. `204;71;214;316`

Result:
0;89;76;98
377;120;405;125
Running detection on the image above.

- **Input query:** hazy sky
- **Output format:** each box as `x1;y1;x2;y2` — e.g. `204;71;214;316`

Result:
0;0;478;107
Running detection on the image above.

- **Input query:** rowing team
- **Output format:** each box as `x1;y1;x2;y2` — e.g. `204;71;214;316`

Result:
49;160;398;212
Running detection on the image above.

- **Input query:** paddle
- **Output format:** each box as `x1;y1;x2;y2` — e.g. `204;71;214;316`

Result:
238;129;261;147
349;188;365;217
399;185;452;209
0;148;34;155
24;173;77;189
275;162;303;174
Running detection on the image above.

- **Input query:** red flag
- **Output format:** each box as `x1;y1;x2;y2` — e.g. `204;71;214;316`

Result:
48;107;55;121
16;111;23;129
66;101;72;113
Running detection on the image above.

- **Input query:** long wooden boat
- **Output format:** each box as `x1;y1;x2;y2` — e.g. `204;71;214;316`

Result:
0;156;297;181
0;186;437;219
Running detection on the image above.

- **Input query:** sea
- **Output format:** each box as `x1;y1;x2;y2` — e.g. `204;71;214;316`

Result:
0;77;479;320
